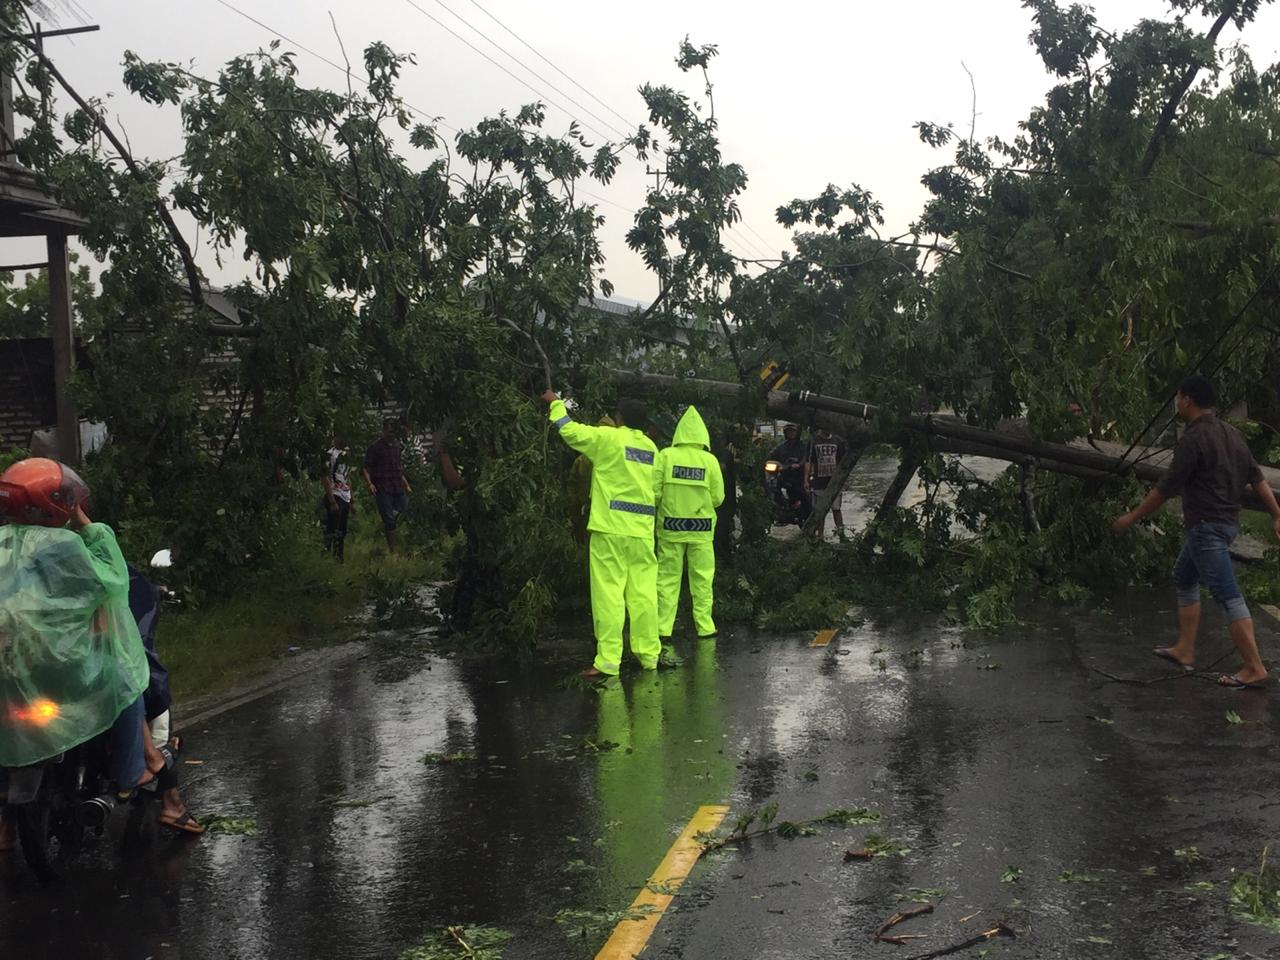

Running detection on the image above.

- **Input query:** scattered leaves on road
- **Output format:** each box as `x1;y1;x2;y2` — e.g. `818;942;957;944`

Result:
1057;870;1103;884
422;752;475;765
1230;848;1280;933
554;905;658;938
897;887;946;903
398;925;512;959
1001;866;1023;883
863;834;910;858
1226;710;1244;726
1174;846;1206;864
201;815;262;837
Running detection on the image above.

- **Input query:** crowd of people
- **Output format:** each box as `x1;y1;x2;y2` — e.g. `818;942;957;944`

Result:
320;418;463;561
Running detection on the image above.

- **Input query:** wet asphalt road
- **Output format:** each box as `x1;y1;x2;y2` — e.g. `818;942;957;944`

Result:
4;595;1280;959
3;459;1280;959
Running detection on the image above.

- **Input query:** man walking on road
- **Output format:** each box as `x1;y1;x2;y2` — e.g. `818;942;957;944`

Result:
544;389;661;678
806;428;847;539
363;419;413;554
1113;375;1280;689
655;405;724;644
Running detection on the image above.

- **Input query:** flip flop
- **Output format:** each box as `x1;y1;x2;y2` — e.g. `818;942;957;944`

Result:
1153;649;1194;673
1218;675;1268;690
157;810;205;836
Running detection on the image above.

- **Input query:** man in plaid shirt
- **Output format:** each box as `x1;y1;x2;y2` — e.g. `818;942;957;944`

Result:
363;419;413;554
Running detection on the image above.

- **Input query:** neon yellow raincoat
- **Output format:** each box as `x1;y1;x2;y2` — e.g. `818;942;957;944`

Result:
550;399;660;674
567;415;616;545
654;405;724;638
0;523;149;768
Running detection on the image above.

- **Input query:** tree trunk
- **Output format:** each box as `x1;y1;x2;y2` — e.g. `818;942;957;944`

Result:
874;449;923;523
609;371;1280;512
1020;459;1041;534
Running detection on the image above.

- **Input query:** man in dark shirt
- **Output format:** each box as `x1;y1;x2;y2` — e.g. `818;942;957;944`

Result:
363;419;413;553
1113;376;1280;689
768;423;810;524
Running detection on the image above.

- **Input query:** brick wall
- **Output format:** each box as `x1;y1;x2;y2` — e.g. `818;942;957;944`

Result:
0;338;55;450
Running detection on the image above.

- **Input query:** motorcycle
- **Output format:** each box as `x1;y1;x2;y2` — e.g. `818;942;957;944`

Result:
3;548;175;881
763;457;811;526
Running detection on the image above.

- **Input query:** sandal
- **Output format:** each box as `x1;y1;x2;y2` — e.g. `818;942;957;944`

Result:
157;810;205;836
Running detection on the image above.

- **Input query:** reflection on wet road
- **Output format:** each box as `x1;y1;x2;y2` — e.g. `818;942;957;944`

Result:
4;552;1280;957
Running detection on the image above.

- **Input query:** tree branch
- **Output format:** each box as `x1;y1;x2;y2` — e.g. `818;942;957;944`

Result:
1137;2;1237;178
0;26;205;305
498;317;552;392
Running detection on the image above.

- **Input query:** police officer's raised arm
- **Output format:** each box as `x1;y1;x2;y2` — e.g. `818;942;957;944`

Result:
543;390;605;460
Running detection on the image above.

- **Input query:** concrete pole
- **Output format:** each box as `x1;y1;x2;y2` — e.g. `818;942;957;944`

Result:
46;230;80;464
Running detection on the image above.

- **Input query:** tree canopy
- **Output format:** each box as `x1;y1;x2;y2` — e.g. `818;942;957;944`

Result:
1;0;1277;635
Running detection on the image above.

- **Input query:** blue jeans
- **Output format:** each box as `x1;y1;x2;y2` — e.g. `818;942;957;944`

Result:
108;696;147;789
1174;522;1250;623
375;491;409;531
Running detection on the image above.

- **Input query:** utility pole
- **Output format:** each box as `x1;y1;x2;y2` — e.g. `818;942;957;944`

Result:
1;22;98;464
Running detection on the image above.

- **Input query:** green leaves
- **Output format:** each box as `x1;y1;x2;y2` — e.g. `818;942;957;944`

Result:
202;815;262;837
398;926;512;960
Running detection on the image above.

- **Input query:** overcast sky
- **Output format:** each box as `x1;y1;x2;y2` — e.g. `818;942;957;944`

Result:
13;0;1280;300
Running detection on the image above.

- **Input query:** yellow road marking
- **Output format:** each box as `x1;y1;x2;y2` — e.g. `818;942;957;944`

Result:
595;804;729;959
811;628;837;648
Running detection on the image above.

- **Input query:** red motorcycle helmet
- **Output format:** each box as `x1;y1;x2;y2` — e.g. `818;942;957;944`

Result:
0;457;90;527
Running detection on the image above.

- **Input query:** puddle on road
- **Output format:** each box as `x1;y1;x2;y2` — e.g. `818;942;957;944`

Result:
2;585;1278;959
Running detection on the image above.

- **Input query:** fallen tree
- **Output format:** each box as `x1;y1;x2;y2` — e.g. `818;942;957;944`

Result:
610;370;1280;512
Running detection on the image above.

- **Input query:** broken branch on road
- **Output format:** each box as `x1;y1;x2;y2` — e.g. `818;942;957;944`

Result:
901;921;1017;960
876;903;934;945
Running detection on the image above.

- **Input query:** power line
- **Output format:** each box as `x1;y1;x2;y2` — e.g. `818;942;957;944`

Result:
464;0;637;133
214;0;458;133
741;220;777;256
401;0;626;147
426;0;631;141
217;1;771;266
401;0;773;260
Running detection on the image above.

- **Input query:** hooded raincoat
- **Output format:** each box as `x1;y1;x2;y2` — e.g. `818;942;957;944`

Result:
654;406;725;638
550;399;661;674
0;523;149;768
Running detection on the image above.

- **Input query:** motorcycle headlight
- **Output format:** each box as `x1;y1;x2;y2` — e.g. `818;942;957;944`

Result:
763;461;779;473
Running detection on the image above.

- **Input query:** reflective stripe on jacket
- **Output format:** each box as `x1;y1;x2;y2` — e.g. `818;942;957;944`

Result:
550;399;658;540
654;405;725;542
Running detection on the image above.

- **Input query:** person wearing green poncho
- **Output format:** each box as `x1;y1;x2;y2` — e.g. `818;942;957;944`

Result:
654;405;724;641
544;390;660;677
0;459;167;849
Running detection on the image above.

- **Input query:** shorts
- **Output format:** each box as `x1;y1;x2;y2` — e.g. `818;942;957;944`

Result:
1173;522;1250;623
375;490;410;531
811;476;831;491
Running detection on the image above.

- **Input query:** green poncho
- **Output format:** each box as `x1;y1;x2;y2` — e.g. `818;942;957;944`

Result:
0;523;149;767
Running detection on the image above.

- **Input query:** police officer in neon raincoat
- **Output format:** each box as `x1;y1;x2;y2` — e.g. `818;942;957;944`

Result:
544;389;660;677
654;405;725;642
